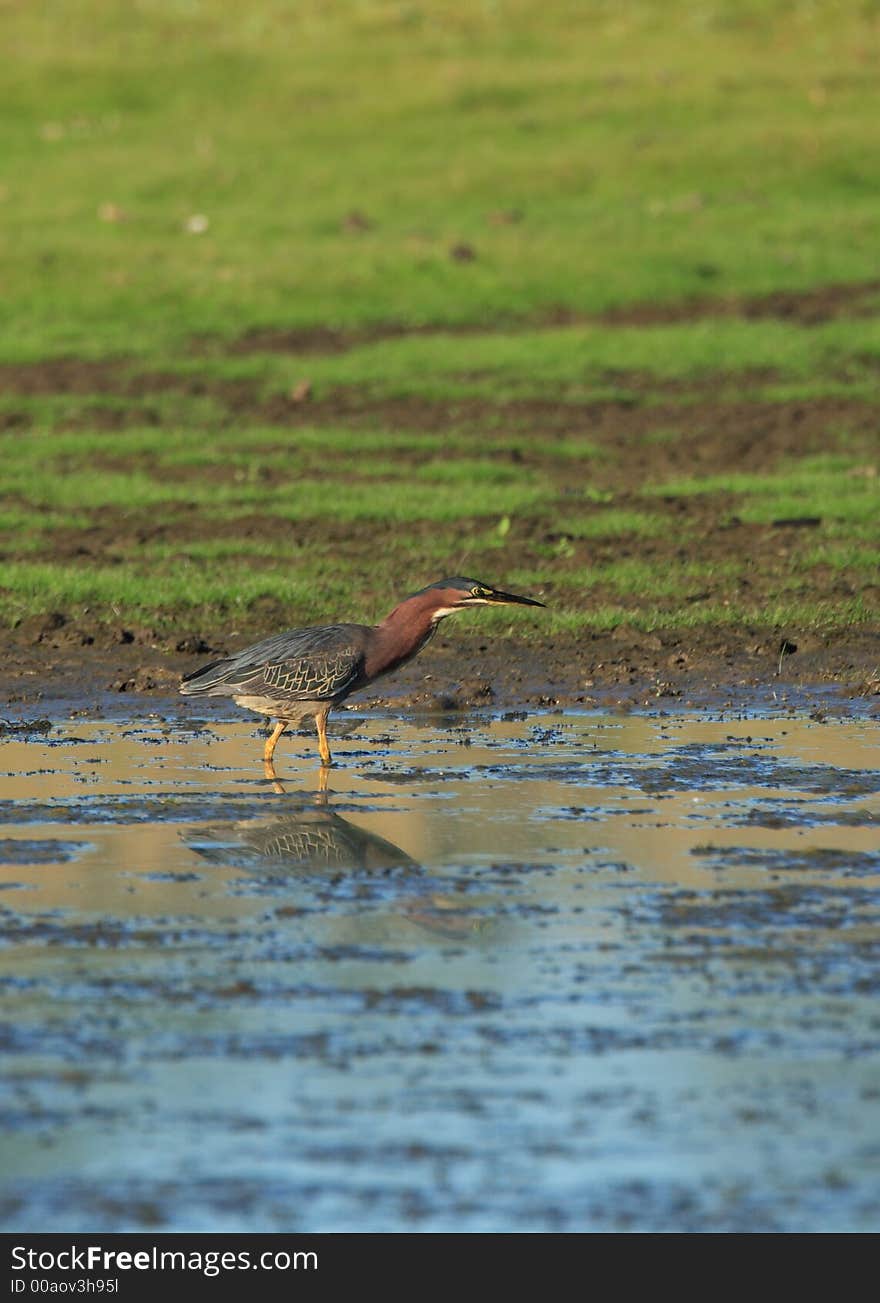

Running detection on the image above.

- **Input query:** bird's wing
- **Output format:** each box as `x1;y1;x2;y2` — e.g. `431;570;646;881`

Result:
180;624;367;701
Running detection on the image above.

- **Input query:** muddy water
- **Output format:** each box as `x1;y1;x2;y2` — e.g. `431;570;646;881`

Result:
0;703;878;1232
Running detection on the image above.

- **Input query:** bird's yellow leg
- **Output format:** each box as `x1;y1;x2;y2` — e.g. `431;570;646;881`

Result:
264;720;287;764
315;708;332;767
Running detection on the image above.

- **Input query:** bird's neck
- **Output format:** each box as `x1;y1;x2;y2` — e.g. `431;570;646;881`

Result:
366;596;443;679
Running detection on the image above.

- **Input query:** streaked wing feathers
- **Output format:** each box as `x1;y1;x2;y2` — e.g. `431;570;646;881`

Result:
180;623;367;701
259;647;362;699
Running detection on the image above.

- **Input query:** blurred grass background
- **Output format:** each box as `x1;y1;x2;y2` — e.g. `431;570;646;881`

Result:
0;0;877;651
3;0;880;353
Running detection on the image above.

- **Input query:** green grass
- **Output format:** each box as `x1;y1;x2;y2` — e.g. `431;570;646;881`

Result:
1;460;552;520
0;2;879;653
218;317;880;398
646;454;880;526
0;561;337;624
3;1;880;356
469;595;874;638
503;558;737;599
2;552;868;639
47;313;880;401
552;509;675;539
799;541;880;573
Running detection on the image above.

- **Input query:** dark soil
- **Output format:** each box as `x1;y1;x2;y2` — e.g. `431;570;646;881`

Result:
2;619;879;716
213;278;880;355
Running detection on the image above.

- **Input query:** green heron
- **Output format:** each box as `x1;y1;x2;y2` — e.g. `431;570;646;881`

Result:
179;576;544;772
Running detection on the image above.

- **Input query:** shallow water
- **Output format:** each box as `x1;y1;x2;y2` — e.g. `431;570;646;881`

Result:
1;702;878;1232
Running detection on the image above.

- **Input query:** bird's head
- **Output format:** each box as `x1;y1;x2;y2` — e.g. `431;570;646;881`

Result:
414;577;546;622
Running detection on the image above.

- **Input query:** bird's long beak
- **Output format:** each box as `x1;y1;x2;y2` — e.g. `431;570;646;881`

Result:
486;588;546;608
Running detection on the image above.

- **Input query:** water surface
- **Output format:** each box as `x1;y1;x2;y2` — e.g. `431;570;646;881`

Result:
1;704;878;1231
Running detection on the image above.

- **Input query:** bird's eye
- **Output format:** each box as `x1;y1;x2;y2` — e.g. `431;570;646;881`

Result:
471;586;488;597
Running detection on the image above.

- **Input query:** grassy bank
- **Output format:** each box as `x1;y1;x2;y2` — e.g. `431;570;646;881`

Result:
3;0;880;352
0;1;877;661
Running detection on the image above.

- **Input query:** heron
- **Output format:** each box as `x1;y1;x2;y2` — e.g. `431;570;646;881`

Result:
179;577;544;772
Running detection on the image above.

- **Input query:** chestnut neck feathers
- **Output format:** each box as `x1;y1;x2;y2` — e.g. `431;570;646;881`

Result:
364;589;452;680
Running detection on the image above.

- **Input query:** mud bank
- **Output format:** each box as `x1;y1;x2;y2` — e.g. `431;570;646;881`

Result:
1;626;878;716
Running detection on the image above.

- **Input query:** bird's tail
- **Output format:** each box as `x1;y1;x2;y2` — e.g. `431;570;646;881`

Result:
179;657;234;695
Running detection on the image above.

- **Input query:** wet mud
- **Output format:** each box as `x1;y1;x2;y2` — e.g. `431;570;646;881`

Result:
1;704;878;1231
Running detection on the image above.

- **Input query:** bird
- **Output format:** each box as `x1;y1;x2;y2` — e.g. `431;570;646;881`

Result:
179;577;544;773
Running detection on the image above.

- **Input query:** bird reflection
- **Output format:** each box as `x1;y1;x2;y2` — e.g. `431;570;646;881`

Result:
185;783;493;942
263;756;326;796
221;803;419;876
